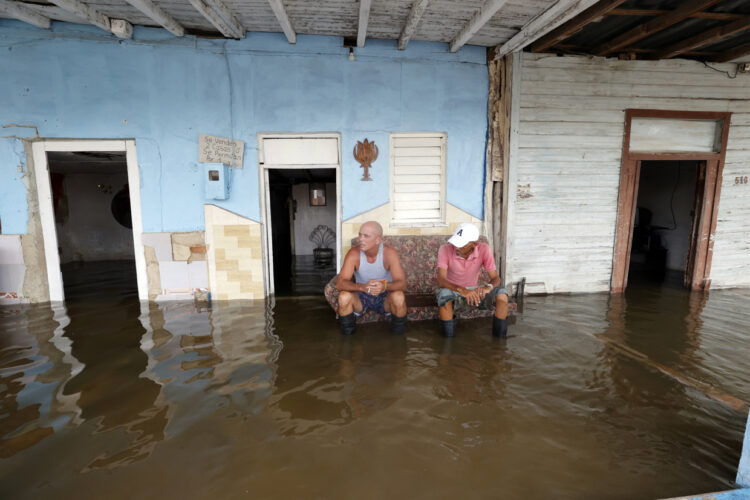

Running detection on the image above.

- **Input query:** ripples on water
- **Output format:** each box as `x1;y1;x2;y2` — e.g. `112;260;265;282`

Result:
1;265;749;499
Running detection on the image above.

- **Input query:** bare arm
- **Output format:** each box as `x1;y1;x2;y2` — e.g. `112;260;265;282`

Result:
383;247;406;292
437;267;462;293
437;267;502;306
486;269;502;289
437;267;482;306
335;248;367;293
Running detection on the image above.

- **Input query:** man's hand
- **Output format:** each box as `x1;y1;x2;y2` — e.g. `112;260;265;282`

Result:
459;287;481;306
477;284;494;299
366;279;385;296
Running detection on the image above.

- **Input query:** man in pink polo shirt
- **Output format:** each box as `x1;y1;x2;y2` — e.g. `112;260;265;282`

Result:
436;223;509;338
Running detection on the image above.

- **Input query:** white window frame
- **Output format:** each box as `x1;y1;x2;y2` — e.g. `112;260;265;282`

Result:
389;132;447;227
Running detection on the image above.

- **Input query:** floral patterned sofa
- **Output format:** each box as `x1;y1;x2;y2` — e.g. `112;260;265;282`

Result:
324;235;516;323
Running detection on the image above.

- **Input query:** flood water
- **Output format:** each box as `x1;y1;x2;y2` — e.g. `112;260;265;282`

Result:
1;264;749;499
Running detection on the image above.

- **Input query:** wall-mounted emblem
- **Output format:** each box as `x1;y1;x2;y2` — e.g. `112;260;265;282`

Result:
353;139;378;181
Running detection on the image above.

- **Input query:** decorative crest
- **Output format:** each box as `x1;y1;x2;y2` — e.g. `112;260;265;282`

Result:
353;139;379;181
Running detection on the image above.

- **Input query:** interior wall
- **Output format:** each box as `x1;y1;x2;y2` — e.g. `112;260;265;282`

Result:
292;182;336;255
636;161;699;271
54;171;135;263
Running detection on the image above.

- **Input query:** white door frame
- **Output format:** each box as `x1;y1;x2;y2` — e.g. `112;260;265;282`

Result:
257;133;342;297
31;139;148;302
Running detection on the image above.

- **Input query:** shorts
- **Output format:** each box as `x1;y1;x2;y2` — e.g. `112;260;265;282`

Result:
435;286;508;313
356;291;390;316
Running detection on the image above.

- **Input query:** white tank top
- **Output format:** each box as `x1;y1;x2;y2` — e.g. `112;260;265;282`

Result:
354;242;392;283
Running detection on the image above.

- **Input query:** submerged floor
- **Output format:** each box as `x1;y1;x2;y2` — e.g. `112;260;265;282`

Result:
1;264;749;499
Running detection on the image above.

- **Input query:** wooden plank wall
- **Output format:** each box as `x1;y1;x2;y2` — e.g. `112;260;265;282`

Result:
509;52;750;293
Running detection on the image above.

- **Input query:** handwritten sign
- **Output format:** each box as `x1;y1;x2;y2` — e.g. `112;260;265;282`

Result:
199;134;244;169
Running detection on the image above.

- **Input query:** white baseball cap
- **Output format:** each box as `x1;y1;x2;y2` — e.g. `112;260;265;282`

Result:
448;222;480;248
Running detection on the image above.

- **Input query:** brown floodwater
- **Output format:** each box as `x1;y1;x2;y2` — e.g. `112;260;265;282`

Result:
1;263;749;499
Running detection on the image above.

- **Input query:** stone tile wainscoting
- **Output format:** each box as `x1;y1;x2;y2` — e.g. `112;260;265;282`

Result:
142;231;209;301
204;205;264;301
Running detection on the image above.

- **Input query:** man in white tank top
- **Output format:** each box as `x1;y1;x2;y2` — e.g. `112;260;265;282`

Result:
335;221;407;335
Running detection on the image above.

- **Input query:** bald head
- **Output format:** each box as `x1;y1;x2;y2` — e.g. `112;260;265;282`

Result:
361;221;383;237
357;221;383;252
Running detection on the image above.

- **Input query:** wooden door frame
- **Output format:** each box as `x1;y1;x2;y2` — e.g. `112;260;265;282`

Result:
611;109;731;293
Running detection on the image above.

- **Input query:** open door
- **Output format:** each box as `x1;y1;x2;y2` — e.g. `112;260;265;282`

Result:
611;110;731;293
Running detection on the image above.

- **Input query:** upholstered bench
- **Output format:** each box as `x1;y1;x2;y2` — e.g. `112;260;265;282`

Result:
324;234;515;323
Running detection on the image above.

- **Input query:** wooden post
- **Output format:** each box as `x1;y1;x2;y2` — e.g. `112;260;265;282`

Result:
485;52;512;286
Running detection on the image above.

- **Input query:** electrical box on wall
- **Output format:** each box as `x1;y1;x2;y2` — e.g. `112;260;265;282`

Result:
204;163;230;200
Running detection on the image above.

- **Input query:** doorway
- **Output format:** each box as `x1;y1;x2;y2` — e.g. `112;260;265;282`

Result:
267;169;337;296
258;133;342;297
32;140;147;302
611;110;730;293
47;151;138;300
628;161;701;287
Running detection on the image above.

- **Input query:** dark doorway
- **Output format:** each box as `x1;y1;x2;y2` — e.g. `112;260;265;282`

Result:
47;151;137;301
268;168;337;296
628;160;701;288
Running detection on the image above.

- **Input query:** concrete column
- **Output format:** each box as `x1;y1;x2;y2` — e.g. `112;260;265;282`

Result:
738;413;750;487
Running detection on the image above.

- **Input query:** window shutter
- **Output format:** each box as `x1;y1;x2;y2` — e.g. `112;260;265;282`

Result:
391;133;446;224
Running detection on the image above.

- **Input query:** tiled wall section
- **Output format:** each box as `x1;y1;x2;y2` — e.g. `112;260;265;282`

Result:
142;231;209;301
341;203;484;254
205;205;264;301
0;235;26;304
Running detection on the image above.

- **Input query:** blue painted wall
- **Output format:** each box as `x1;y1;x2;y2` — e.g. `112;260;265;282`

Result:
0;20;489;234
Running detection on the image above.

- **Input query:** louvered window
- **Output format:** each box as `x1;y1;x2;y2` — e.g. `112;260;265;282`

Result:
390;132;446;225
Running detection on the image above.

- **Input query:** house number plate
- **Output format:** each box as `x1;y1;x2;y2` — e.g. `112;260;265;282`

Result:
735;176;749;185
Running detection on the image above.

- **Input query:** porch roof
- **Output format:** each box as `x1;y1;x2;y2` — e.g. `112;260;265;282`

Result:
1;0;749;63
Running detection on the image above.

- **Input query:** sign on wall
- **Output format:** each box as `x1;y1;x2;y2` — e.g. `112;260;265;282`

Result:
199;134;244;168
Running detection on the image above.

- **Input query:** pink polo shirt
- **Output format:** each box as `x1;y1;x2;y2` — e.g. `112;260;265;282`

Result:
437;242;496;288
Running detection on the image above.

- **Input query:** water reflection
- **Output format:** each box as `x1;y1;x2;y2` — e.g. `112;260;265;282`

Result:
61;295;166;470
432;336;510;405
1;284;749;499
267;303;411;434
0;305;78;457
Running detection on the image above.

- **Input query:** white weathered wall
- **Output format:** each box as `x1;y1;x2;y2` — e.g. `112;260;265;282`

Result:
509;53;750;293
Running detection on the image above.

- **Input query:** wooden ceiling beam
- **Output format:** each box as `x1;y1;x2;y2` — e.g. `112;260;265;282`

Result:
529;0;628;53
609;9;745;22
267;0;296;44
494;0;601;59
555;43;713;57
110;18;132;38
398;0;431;50
187;0;243;38
124;0;185;37
450;0;510;53
357;0;371;47
596;0;724;56
653;17;750;59
47;0;110;32
0;0;51;29
47;0;133;38
208;0;243;38
713;42;750;63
